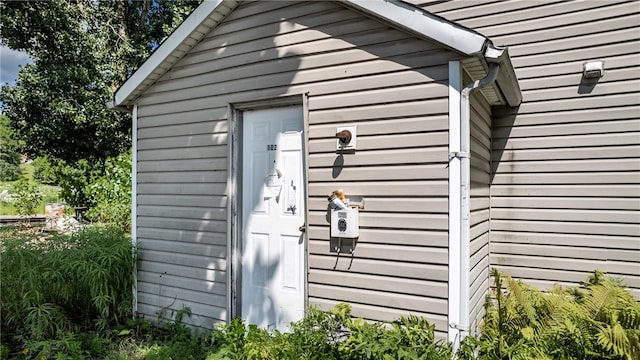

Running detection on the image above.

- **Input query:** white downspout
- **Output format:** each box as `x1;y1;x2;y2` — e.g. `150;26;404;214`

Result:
131;105;138;315
448;61;500;349
448;61;463;346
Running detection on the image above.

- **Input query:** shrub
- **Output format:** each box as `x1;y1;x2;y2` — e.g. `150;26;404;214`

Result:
0;157;22;182
458;269;640;360
11;178;43;217
339;314;451;360
0;226;135;358
32;156;59;185
26;152;132;232
208;303;449;360
85;151;131;232
208;306;347;359
54;158;96;208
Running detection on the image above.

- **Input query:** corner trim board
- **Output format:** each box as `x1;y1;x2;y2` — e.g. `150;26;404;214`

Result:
131;104;139;315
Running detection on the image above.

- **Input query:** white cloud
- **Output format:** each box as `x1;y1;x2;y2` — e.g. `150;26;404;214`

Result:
0;45;32;86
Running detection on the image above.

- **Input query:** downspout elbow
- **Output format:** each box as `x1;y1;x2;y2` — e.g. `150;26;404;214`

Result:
462;63;500;98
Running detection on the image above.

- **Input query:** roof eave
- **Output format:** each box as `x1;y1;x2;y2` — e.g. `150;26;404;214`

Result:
112;0;521;109
343;0;521;107
484;45;522;107
343;0;488;55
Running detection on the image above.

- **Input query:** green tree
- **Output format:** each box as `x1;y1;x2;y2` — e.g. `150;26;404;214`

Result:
0;0;200;163
0;0;199;210
0;115;22;181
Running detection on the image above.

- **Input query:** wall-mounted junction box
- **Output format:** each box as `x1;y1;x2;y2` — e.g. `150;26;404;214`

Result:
330;208;359;239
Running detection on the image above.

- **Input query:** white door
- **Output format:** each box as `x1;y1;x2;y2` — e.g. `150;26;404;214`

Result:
241;106;305;332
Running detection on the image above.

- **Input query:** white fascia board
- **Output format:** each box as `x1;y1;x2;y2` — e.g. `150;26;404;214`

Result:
114;0;224;106
345;0;487;55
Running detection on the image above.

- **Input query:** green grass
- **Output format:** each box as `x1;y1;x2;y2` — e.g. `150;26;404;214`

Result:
0;201;17;216
0;162;62;216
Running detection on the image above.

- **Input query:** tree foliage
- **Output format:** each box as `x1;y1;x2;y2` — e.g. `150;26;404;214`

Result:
86;151;132;231
0;0;200;163
0;115;22;181
0;0;199;221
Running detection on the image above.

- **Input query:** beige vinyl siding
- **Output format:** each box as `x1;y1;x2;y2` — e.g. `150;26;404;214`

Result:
134;0;459;332
468;89;492;336
422;1;640;296
306;57;454;334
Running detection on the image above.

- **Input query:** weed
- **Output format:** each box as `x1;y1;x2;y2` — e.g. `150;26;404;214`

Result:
0;226;135;358
206;303;449;360
209;318;247;359
460;269;640;360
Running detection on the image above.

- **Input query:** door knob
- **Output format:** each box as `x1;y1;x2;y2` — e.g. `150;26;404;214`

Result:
299;224;306;233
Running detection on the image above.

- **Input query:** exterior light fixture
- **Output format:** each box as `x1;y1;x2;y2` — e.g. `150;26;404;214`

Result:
583;61;604;79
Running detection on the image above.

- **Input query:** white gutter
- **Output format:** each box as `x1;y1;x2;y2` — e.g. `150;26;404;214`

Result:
448;60;500;349
131;105;138;315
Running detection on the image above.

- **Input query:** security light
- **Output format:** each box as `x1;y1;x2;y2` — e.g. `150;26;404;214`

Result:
583;61;604;79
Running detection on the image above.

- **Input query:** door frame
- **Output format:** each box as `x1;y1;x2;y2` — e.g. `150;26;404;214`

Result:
227;94;310;322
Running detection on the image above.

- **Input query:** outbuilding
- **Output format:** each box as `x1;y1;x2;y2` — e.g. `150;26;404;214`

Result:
110;0;639;345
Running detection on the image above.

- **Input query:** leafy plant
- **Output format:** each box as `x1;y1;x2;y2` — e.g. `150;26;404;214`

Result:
0;114;22;182
140;307;213;360
339;314;451;360
209;318;249;359
0;226;135;357
462;269;640;360
32;156;59;185
11;178;42;217
208;303;449;360
85;151;132;232
0;343;8;359
53;158;97;207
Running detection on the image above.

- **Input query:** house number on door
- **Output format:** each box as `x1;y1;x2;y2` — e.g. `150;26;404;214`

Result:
267;144;277;151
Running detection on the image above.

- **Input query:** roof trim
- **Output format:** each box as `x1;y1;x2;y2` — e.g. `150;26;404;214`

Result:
113;0;520;108
484;45;523;107
344;0;488;55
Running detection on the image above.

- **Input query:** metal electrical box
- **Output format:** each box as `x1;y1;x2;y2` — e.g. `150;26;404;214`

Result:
330;208;359;239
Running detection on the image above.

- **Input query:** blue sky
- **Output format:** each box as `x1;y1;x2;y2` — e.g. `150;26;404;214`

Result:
0;45;31;86
0;45;31;111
